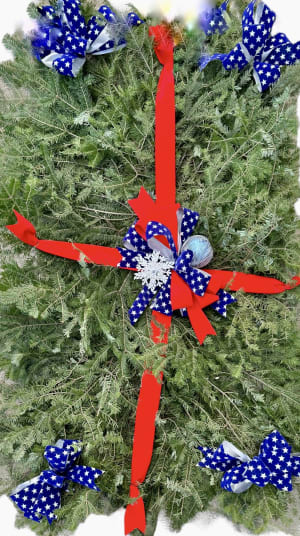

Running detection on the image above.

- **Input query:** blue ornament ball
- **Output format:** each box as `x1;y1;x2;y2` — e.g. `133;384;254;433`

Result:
181;235;213;268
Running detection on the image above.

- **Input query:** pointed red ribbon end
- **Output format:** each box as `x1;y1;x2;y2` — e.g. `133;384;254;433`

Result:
124;495;146;535
128;187;156;222
6;210;39;247
187;294;218;345
286;276;300;290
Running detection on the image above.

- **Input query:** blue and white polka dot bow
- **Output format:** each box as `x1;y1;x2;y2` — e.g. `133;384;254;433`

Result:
10;439;102;524
198;430;300;493
117;208;235;324
199;0;230;36
199;0;300;91
31;1;143;77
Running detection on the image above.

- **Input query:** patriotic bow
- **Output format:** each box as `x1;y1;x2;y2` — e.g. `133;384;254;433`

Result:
199;0;230;36
198;430;300;493
31;1;143;77
10;439;102;524
199;0;300;91
117;208;236;325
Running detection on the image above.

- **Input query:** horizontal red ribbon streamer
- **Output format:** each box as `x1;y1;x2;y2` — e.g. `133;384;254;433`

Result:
7;210;122;267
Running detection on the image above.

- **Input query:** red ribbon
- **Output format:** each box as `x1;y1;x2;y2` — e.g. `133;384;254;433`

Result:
125;26;177;534
7;210;122;267
124;312;171;534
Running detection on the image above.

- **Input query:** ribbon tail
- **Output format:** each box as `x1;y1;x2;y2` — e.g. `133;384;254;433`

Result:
253;61;281;92
124;370;163;535
149;25;175;208
206;270;300;295
7;211;122;267
210;290;236;317
128;26;179;245
66;465;102;491
125;312;171;535
148;25;179;247
125;484;147;535
128;286;155;325
6;210;39;246
187;294;217;345
199;52;228;70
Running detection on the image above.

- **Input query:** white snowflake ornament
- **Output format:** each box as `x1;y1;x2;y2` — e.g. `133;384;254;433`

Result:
134;250;174;292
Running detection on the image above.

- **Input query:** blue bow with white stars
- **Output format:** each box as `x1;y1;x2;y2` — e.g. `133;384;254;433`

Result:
10;439;102;524
31;1;143;77
117;208;236;325
199;0;230;36
198;430;300;493
199;0;300;91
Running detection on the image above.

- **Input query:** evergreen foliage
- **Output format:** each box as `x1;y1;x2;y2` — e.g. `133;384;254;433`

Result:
0;1;299;534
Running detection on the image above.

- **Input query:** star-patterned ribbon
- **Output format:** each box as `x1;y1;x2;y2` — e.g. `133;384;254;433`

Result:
31;1;143;77
199;0;300;91
198;430;300;493
10;439;102;524
199;0;230;36
117;209;236;325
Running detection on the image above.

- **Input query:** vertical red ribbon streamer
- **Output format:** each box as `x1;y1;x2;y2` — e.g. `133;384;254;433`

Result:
124;313;171;534
124;26;176;534
151;25;176;206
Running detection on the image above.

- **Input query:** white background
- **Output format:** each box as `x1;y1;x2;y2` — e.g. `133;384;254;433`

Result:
0;1;299;535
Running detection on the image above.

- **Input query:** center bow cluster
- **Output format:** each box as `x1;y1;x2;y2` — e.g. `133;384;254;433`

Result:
10;439;102;524
117;208;236;326
198;430;300;493
31;1;143;77
200;0;300;91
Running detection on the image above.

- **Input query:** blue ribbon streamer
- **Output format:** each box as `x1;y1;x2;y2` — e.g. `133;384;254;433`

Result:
31;1;143;77
198;430;300;493
199;0;300;91
199;0;230;36
117;208;236;324
10;439;102;524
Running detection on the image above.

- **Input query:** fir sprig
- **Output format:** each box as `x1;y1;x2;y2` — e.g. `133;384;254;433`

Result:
0;1;299;534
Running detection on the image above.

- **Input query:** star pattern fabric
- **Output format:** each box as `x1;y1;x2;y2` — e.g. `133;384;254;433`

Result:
122;222;152;255
179;208;200;244
151;275;172;316
10;439;102;524
210;289;236;317
31;1;143;77
129;285;156;324
199;0;230;36
199;0;300;91
175;250;211;296
198;430;300;493
146;221;178;259
117;209;236;324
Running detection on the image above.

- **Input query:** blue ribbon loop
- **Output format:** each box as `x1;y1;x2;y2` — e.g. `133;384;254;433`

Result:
31;1;143;77
198;430;300;493
10;439;102;524
199;0;300;91
117;208;236;324
199;0;230;36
